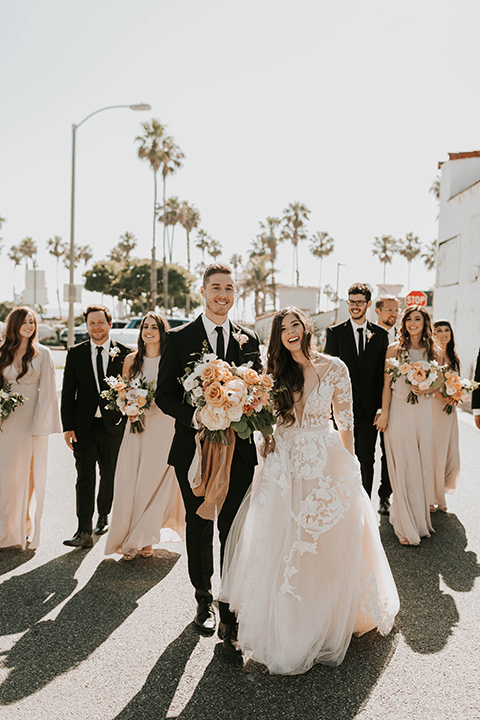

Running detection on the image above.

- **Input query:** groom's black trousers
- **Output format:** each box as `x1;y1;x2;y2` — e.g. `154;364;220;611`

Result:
174;446;254;625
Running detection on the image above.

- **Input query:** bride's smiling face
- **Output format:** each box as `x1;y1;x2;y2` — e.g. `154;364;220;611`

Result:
280;313;304;353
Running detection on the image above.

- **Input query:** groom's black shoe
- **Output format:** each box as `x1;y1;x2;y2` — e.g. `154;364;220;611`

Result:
194;600;216;634
63;531;93;548
94;515;109;535
379;499;390;516
218;622;242;657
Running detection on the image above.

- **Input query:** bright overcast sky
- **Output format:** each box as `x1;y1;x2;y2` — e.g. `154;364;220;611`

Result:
1;0;480;317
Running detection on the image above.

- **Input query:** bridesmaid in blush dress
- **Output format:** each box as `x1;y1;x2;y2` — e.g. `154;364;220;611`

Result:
0;307;61;549
431;320;461;512
105;312;184;561
375;306;443;546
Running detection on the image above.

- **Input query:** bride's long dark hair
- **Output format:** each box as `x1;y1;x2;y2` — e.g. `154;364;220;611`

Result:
0;307;38;389
128;312;169;380
267;307;318;426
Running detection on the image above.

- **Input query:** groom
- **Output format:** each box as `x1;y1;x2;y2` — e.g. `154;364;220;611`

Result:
156;261;262;655
325;283;388;496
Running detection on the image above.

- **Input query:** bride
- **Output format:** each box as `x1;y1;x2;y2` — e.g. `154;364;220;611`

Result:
220;307;399;675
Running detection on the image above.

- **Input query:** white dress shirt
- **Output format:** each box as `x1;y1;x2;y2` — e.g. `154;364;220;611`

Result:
202;315;230;357
350;318;368;354
90;339;111;416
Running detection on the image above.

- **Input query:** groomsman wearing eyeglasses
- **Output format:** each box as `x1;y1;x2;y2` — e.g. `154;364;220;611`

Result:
325;283;388;496
374;296;400;515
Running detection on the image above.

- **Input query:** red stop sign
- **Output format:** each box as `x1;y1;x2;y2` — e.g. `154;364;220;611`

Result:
405;290;427;307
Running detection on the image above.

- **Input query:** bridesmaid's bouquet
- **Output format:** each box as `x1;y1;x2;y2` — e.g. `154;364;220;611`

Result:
181;344;276;444
0;382;27;430
437;370;479;414
101;375;156;434
386;353;443;404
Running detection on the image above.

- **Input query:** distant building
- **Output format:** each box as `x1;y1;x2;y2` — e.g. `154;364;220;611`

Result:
21;268;48;307
434;151;480;376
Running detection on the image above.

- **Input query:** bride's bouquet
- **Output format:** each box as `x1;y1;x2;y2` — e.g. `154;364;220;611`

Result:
386;353;444;404
437;370;479;414
0;381;27;430
101;375;156;434
181;345;276;443
181;344;276;520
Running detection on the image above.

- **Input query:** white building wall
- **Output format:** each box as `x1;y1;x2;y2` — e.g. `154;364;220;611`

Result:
434;156;480;377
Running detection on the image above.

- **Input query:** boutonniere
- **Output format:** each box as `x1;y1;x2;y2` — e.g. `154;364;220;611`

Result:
109;346;121;359
365;329;374;343
232;330;249;348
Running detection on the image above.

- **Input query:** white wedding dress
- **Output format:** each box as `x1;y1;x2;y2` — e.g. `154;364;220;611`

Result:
220;355;399;675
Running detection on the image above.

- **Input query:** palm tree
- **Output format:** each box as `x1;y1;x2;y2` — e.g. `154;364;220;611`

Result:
241;255;270;317
47;235;66;317
429;176;440;203
309;231;335;310
136;119;167;309
371;235;398;283
180;201;201;272
208;238;223;261
157;195;182;263
157;134;185;312
422;240;437;271
281;202;310;285
195;229;211;273
323;283;338;310
7;245;22;301
109;231;138;264
398;232;422;290
259;216;282;309
230;253;243;285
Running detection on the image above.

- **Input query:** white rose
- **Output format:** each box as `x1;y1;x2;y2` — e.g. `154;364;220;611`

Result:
192;386;203;398
184;374;197;391
227;404;243;422
136;388;148;397
192;363;206;379
224;379;248;406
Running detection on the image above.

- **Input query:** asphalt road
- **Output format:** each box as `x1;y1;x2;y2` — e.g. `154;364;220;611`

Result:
0;355;479;719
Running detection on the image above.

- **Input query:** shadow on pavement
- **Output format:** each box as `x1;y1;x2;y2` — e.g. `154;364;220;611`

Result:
0;549;180;705
0;548;36;576
112;623;396;720
380;512;480;654
113;625;201;720
0;550;88;635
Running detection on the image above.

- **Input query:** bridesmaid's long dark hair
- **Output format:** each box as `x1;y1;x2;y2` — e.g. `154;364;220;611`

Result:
434;319;460;372
397;305;436;361
0;307;38;389
128;312;170;380
267;307;318;427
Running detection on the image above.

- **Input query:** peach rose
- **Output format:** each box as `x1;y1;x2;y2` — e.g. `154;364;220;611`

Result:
224;379;248;407
412;367;428;383
201;363;219;384
399;363;410;375
136;395;147;407
203;381;227;407
114;381;126;392
259;374;274;390
243;367;260;386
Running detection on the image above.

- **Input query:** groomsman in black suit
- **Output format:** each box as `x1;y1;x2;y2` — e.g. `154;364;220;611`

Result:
61;305;130;548
473;347;480;430
156;262;262;655
374;295;399;515
325;283;388;497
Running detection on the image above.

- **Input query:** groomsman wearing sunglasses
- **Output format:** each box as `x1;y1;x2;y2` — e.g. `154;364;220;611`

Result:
325;283;388;497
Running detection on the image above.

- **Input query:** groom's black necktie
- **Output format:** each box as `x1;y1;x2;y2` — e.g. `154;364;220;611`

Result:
357;327;364;357
215;326;225;360
96;346;106;394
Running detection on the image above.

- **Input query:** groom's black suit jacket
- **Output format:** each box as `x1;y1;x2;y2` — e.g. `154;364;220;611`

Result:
156;314;262;471
61;339;131;438
324;319;388;421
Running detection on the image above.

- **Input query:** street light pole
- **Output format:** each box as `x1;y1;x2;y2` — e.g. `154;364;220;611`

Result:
67;103;151;347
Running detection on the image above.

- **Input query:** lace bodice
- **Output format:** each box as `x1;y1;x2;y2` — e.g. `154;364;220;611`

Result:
279;355;353;434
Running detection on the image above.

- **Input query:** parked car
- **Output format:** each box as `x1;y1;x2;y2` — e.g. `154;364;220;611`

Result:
110;316;189;349
59;319;127;348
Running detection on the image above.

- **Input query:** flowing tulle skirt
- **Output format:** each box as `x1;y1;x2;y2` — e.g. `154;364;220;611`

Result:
220;424;399;675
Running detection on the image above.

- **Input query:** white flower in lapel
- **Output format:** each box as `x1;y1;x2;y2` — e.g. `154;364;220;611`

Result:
232;330;249;348
109;345;121;360
365;329;374;343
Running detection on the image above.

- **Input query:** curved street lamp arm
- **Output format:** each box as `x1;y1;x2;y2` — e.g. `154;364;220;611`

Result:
75;103;151;130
